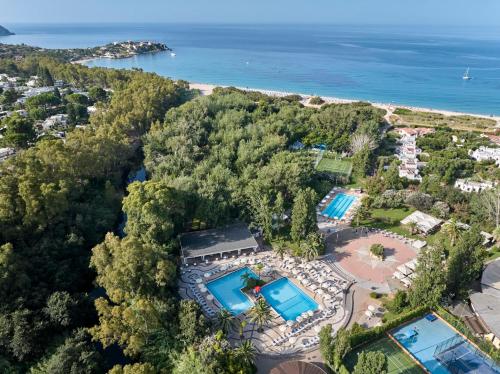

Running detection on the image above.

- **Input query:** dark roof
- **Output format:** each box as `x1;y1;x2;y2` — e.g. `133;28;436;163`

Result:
270;361;327;374
180;222;258;259
470;259;500;337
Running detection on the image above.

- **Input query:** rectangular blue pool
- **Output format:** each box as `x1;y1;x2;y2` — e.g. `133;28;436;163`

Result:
391;315;500;374
260;277;318;321
206;267;258;315
321;193;357;219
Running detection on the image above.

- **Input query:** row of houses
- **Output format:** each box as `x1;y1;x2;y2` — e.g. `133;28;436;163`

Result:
395;128;434;182
470;146;500;167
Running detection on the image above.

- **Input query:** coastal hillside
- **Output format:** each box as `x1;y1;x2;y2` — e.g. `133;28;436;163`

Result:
0;25;14;36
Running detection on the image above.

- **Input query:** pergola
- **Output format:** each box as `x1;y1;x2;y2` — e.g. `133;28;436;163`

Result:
180;222;259;264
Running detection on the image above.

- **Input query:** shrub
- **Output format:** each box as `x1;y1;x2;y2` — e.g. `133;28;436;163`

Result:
353;351;387;374
370;244;384;260
309;96;325;105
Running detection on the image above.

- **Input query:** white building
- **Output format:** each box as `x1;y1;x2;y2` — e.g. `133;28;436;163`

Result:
470;147;500;167
396;133;424;181
401;210;443;235
42;114;68;131
455;179;496;193
0;147;15;162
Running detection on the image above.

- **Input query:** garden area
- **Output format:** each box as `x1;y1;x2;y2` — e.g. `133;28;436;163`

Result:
354;207;416;236
344;336;424;374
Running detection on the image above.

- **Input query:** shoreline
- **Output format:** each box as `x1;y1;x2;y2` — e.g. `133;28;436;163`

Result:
189;83;500;125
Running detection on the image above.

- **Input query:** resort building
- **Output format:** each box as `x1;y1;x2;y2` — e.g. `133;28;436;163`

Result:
470;259;500;348
454;178;497;193
470;146;500;166
395;129;429;182
400;210;443;235
41;114;69;131
0;147;15;163
180;222;259;264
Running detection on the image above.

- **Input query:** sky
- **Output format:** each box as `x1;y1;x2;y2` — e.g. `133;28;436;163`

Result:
1;0;500;26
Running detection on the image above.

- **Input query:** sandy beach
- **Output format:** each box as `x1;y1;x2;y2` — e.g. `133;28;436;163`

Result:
189;82;500;126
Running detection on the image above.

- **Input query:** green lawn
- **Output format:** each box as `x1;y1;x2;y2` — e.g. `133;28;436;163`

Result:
345;336;424;373
354;207;416;237
316;157;352;177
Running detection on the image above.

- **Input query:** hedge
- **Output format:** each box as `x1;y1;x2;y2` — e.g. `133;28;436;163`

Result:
349;306;429;348
435;306;500;364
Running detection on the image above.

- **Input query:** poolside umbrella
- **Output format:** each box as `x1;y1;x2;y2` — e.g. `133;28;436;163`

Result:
305;264;313;270
314;325;322;333
318;304;324;311
302;279;311;286
318;276;326;283
198;283;205;289
286;320;294;327
292;268;300;275
254;286;262;294
200;287;208;293
323;294;332;300
406;259;417;271
207;294;214;301
196;278;203;284
393;271;405;280
221;265;228;271
279;325;287;332
333;216;339;220
308;310;314;317
365;310;373;318
204;272;211;278
321;282;330;288
316;289;324;295
368;305;376;312
289;337;297;344
309;284;319;291
296;316;303;323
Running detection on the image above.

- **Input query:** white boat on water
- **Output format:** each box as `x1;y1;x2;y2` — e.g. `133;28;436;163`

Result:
170;52;176;57
463;67;472;80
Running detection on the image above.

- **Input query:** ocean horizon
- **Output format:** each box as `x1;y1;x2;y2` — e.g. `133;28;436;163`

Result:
1;23;500;115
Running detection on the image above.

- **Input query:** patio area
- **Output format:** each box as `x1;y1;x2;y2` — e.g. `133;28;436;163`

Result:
178;251;352;355
327;228;418;292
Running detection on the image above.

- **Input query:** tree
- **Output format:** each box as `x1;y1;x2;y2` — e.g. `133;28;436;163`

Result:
235;340;256;367
353;351;387;374
352;145;372;178
408;245;447;307
446;228;486;299
319;324;334;367
441;218;462;247
291;188;317;243
388;290;408;314
249;298;272;332
238;320;248;339
109;363;158;374
255;263;264;277
88;86;108;103
272;240;287;260
43;291;78;328
1;114;35;149
300;231;325;261
350;132;377;155
30;329;104;374
480;186;500;229
331;327;351;371
37;66;54;86
217;309;235;336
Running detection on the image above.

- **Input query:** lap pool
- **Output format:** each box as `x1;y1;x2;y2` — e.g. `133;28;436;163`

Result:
206;267;258;315
321;193;357;220
260;277;318;321
391;314;500;374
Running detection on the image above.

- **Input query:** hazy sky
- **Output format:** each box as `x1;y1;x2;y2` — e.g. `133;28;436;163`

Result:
1;0;500;26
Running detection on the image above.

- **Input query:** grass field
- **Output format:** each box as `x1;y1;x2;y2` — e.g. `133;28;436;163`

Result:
316;157;352;176
353;207;416;237
345;336;424;373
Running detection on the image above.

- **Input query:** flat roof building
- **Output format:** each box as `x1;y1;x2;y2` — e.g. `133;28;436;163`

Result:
180;222;258;264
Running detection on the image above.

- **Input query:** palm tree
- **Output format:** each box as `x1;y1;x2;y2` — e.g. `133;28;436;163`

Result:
236;340;256;366
217;309;235;335
249;298;272;332
272;240;287;260
255;263;264;277
300;231;324;261
300;241;319;261
240;271;251;286
442;218;461;247
406;221;418;235
238;319;248;338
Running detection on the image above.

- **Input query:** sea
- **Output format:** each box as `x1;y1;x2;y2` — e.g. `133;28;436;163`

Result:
1;23;500;115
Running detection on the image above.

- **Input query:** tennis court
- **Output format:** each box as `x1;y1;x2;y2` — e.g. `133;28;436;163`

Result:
316;157;352;177
345;336;424;373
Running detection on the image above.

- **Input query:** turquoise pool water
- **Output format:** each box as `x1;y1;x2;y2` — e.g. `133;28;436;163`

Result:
206;267;258;315
391;315;500;374
260;277;318;321
321;193;357;219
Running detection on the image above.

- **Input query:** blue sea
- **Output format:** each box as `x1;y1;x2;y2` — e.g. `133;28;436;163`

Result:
1;23;500;115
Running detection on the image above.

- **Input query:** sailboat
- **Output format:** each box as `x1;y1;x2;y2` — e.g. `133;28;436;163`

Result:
463;67;472;80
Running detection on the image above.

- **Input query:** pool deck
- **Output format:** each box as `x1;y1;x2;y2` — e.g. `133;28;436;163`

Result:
178;250;353;356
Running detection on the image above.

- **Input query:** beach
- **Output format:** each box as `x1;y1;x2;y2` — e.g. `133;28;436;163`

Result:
189;83;500;126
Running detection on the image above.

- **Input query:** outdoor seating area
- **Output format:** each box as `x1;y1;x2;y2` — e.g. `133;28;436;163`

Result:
178;250;351;355
392;258;418;288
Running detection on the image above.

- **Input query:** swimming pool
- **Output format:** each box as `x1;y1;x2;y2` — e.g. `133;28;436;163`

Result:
321;193;357;220
206;267;258;315
260;277;318;321
391;315;500;374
